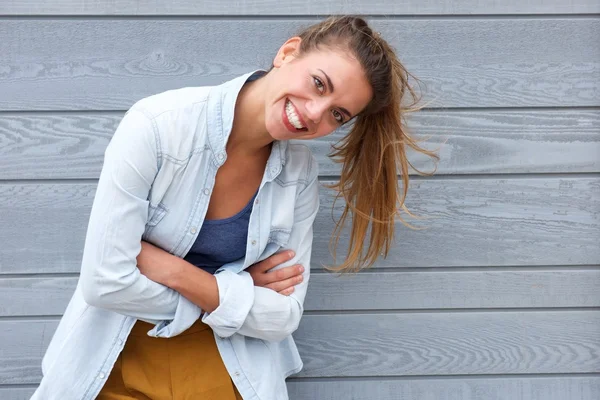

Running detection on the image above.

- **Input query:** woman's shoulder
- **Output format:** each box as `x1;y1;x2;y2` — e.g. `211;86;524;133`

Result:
125;85;215;161
131;85;212;121
281;143;319;186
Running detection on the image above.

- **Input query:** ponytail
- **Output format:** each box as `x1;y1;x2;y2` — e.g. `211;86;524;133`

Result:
296;16;439;272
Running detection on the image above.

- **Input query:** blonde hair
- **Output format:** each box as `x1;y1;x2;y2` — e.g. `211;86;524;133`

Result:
296;16;439;272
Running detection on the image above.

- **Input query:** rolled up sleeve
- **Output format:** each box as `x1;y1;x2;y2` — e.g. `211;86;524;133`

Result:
202;156;319;341
80;107;200;337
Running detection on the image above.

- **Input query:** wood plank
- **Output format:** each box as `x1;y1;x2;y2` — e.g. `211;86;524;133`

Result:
2;312;599;383
304;270;600;311
308;109;600;175
1;19;598;110
1;1;598;15
0;388;35;400
314;177;600;269
287;376;600;400
0;277;77;317
0;320;56;384
1;377;599;400
1;177;598;274
2;110;599;179
294;312;600;377
4;269;600;316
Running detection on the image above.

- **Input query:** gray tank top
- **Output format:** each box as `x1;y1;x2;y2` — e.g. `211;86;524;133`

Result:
183;192;257;274
184;70;265;273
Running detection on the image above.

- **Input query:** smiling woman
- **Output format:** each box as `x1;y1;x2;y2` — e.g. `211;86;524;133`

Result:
261;40;373;140
32;15;438;400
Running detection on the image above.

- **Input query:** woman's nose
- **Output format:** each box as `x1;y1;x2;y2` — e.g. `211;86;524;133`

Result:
305;100;328;124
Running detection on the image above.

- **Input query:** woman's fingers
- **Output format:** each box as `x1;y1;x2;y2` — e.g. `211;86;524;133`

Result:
247;251;305;295
279;287;295;296
263;250;295;271
265;264;304;284
265;273;304;293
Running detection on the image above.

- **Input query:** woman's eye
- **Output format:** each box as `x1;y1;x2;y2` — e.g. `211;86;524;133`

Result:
313;77;325;93
332;110;344;123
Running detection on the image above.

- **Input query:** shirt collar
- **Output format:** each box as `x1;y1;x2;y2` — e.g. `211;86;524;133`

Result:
206;70;288;178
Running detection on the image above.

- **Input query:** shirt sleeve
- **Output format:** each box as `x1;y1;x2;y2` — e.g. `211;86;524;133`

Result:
79;107;201;338
202;155;320;342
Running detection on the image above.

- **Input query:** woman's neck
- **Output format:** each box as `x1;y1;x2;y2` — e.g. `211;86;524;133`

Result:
227;74;274;157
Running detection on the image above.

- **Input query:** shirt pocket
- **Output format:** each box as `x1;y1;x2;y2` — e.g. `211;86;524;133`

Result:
268;229;291;247
254;230;291;265
145;202;169;237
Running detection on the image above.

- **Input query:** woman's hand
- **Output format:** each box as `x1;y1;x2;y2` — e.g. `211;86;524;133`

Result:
247;251;305;296
136;241;181;286
137;241;304;296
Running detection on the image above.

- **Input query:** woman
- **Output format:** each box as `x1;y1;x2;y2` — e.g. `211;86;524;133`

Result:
33;15;436;400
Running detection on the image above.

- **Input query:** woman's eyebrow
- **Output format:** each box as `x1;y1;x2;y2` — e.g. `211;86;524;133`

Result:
318;69;353;118
318;69;335;93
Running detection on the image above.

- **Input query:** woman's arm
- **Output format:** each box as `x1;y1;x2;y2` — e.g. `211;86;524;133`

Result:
136;243;305;313
79;107;201;337
202;156;319;341
137;155;319;342
135;242;219;312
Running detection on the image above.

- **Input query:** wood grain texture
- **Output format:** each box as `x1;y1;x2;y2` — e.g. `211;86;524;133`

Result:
2;377;600;400
3;269;600;316
0;388;33;400
1;0;598;15
2;312;599;383
0;113;115;180
0;277;77;316
0;19;598;110
316;176;600;268
304;269;600;310
294;312;600;377
0;320;56;384
1;109;599;179
305;109;600;176
1;177;598;274
287;376;600;400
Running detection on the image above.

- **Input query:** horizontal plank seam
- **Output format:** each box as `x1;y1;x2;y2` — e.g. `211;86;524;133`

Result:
2;266;599;278
0;178;100;184
1;106;599;115
289;372;600;382
303;307;600;315
312;265;600;274
0;315;62;321
1;172;599;185
4;309;600;322
0;273;80;279
0;14;599;20
3;373;600;388
0;384;38;389
3;265;599;278
319;172;600;181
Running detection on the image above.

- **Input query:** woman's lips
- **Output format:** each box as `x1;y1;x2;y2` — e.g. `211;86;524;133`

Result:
282;98;307;133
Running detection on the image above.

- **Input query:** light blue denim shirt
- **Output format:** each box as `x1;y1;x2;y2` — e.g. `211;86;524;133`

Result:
32;71;320;400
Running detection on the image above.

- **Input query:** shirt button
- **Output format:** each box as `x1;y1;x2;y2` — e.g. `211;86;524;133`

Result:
203;188;210;195
117;339;124;346
251;240;257;246
217;152;225;161
190;227;197;234
98;372;106;379
234;371;240;377
254;199;259;205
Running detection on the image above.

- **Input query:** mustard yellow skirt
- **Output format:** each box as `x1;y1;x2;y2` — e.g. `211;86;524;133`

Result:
98;319;242;400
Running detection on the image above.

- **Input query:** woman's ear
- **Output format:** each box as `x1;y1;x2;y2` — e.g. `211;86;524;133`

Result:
272;37;302;68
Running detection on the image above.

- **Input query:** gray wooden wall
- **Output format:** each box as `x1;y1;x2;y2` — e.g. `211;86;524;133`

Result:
1;1;599;399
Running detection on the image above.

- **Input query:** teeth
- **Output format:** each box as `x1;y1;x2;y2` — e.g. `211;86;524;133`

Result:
285;100;305;129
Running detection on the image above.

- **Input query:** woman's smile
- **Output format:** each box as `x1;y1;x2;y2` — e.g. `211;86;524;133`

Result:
282;98;308;133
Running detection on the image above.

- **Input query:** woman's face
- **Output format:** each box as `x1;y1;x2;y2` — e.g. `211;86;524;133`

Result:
264;38;373;141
